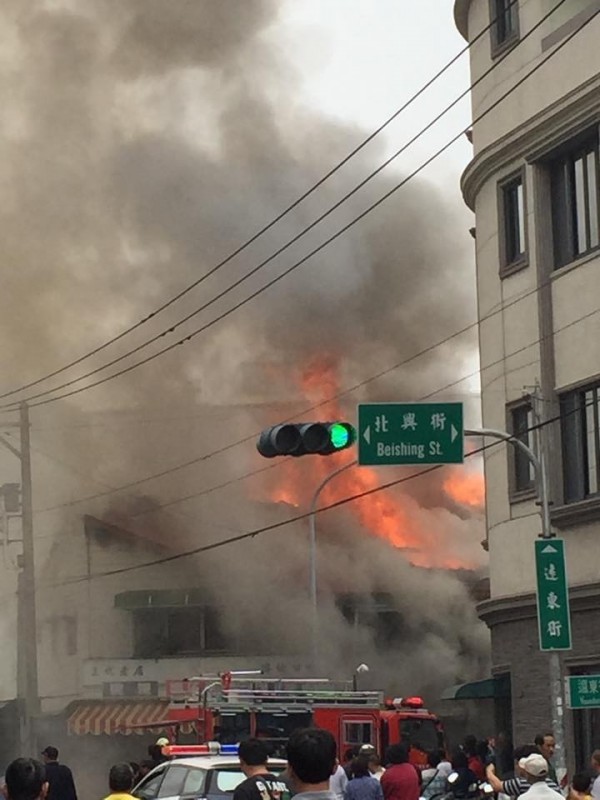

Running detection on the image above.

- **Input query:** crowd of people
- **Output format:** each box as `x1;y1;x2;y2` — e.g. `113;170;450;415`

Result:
2;731;600;800
325;732;600;800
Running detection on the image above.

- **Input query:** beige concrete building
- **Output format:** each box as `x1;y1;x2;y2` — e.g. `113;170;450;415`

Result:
454;0;600;770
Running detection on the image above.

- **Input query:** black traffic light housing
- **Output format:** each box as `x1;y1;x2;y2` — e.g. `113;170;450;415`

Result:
257;422;356;458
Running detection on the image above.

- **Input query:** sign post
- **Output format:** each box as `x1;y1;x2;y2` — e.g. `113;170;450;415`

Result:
535;538;572;651
357;402;463;466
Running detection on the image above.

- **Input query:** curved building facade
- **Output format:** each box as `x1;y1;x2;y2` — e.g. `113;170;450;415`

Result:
454;0;600;770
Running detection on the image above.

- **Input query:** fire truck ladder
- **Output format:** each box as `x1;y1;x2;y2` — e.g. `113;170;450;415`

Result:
209;686;384;712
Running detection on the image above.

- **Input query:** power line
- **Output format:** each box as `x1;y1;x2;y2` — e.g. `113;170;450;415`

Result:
0;0;573;412
0;4;511;403
48;397;581;588
33;293;600;516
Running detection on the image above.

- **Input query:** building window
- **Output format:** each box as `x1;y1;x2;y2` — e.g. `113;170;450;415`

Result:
490;0;519;52
133;606;229;657
499;173;527;274
508;401;534;496
343;721;374;745
561;381;600;503
551;134;600;268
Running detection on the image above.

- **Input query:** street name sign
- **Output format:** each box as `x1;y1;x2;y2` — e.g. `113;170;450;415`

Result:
357;402;464;466
566;675;600;709
535;538;572;651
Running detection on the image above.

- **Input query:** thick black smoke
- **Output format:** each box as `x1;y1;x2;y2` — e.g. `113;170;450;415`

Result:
0;1;487;701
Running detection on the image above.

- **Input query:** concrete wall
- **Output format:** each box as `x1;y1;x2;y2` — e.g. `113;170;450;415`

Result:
464;1;600;153
458;0;600;601
481;588;600;770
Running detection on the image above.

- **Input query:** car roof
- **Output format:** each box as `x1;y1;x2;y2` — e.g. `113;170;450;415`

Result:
153;756;287;769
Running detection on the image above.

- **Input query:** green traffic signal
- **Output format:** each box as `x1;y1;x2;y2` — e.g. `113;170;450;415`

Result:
330;422;352;449
256;421;356;458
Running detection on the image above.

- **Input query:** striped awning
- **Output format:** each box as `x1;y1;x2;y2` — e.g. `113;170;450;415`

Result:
67;700;177;736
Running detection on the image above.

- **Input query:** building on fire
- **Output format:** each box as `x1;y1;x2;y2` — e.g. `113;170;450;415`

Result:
0;506;473;790
453;0;600;771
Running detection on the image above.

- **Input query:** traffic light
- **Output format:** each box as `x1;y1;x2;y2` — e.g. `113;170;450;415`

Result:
257;422;356;458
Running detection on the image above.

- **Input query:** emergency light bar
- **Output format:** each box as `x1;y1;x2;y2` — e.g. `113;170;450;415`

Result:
162;743;239;757
392;696;425;709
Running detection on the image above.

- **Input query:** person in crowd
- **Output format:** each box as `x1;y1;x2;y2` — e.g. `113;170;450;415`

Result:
285;727;337;800
446;750;478;799
534;735;557;784
3;758;48;800
591;751;600;800
331;759;349;800
103;763;137;800
367;755;385;782
408;743;428;772
486;744;560;796
476;741;494;769
463;737;485;781
494;733;515;779
380;743;419;800
128;763;140;786
344;757;382;800
420;751;447;800
436;751;452;780
520;754;558;800
138;761;155;780
40;747;77;800
344;749;361;780
569;772;593;800
234;738;288;800
147;738;170;769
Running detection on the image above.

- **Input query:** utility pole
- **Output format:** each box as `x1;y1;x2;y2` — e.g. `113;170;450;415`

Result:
308;459;356;666
0;403;38;754
18;402;39;755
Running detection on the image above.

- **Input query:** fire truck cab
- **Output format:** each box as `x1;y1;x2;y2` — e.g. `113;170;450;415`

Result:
164;676;444;767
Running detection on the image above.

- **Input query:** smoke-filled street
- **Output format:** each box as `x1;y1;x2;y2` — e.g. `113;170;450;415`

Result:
0;1;506;795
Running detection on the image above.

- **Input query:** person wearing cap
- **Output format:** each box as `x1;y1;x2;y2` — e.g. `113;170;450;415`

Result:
520;754;560;800
147;739;170;769
41;747;77;800
486;744;560;797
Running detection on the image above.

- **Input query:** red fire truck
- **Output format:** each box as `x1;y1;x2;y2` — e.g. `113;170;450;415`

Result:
160;674;445;767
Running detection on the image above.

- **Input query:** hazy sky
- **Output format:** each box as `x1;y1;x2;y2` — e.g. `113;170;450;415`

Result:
276;0;473;197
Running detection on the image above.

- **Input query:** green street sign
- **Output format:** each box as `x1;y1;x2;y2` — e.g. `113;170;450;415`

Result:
566;675;600;709
535;538;572;651
357;402;463;466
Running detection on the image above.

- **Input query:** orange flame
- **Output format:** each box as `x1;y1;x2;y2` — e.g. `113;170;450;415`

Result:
257;356;483;569
443;470;485;509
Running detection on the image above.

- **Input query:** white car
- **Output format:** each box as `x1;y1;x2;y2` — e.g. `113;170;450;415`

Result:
132;754;288;800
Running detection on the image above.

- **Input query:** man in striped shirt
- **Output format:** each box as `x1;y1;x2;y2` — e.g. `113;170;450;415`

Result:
485;745;561;797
